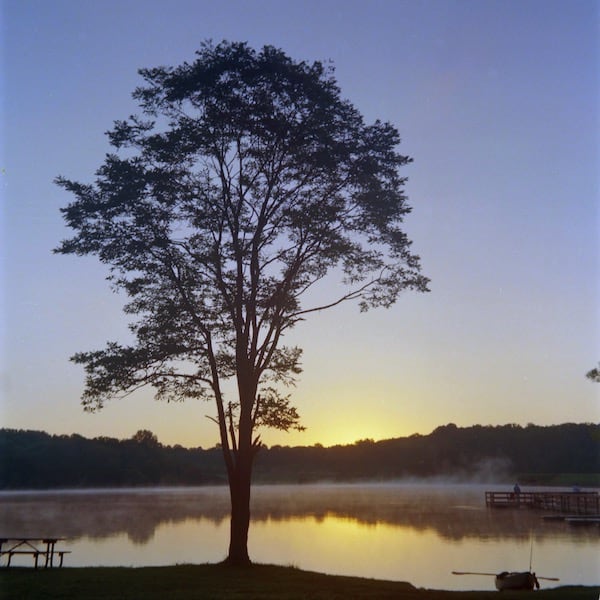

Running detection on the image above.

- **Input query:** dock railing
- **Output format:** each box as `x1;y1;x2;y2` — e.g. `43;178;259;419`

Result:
485;490;599;515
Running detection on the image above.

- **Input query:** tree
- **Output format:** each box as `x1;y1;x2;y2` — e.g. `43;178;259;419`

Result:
586;365;600;383
131;429;160;447
55;40;429;565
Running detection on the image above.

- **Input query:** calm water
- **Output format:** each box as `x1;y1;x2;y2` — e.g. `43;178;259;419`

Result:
1;484;598;591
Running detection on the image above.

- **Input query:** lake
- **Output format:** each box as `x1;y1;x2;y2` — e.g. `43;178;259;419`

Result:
1;483;598;591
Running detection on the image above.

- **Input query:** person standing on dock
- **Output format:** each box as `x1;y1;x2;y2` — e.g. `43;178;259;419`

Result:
513;483;521;507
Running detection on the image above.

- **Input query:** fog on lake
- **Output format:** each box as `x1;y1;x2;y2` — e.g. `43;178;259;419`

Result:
1;484;597;591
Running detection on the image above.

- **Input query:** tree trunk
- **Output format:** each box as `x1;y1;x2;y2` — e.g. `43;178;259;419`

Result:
224;364;257;566
226;458;252;566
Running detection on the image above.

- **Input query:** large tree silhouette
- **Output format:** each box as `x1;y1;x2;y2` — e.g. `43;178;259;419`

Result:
55;41;429;565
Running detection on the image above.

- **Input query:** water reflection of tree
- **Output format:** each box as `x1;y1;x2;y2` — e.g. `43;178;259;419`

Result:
0;486;596;545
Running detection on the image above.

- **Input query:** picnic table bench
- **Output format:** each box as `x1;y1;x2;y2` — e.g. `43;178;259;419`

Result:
0;538;70;568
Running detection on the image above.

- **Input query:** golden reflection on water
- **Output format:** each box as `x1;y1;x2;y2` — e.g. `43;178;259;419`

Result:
248;516;549;590
253;514;600;590
67;514;598;591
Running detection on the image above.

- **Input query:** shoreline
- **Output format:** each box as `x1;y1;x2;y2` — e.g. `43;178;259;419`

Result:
1;564;598;599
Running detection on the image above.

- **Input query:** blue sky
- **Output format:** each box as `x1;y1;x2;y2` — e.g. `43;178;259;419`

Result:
1;0;598;448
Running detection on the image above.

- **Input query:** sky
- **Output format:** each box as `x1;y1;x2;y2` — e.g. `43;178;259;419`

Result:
1;0;598;449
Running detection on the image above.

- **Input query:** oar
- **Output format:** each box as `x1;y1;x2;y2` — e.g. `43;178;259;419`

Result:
452;571;559;582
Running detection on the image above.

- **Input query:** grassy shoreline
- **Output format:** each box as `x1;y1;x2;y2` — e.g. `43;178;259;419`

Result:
0;564;598;599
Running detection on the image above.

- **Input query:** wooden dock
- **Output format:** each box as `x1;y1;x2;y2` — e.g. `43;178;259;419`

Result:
485;490;599;515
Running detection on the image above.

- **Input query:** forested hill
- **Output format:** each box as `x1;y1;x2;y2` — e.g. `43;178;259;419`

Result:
1;423;598;489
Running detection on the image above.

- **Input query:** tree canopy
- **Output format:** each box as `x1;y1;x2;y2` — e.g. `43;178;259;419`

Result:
55;40;428;564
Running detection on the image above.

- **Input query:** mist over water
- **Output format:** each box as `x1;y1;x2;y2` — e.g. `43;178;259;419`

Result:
1;483;597;590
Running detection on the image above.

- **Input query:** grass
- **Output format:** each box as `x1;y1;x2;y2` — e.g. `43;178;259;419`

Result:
0;564;598;599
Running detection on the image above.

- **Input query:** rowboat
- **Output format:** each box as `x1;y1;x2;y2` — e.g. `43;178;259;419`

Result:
495;571;539;591
453;569;557;590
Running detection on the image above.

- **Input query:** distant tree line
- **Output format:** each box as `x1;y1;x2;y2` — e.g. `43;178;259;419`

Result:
1;423;598;489
0;429;225;488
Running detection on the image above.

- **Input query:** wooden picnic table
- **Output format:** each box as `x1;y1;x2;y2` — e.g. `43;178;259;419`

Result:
0;537;70;568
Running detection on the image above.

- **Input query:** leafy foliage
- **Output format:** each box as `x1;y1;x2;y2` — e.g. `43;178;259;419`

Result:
55;41;427;446
586;364;600;383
